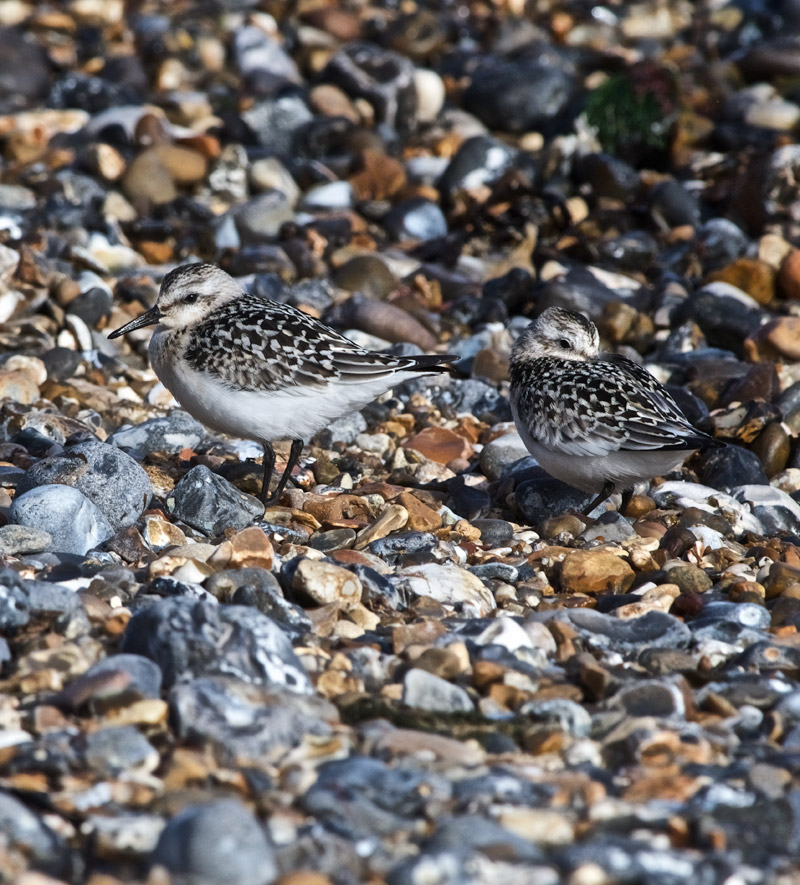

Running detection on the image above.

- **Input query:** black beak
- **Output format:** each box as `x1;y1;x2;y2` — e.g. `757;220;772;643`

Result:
108;305;162;339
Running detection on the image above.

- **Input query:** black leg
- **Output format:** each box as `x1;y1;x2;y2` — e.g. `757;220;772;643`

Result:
619;487;634;515
260;441;276;505
582;480;615;516
263;438;303;506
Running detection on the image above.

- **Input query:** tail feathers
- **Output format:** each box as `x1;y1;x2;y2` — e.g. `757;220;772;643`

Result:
405;353;459;374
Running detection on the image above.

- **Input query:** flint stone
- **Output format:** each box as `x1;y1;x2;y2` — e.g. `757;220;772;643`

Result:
170;465;264;536
110;411;206;456
170;676;334;761
120;597;311;693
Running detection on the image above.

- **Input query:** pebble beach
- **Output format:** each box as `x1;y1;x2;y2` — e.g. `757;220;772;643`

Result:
1;1;800;883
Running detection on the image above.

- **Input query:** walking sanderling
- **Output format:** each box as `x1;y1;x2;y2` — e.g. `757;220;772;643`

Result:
509;306;720;513
109;263;454;505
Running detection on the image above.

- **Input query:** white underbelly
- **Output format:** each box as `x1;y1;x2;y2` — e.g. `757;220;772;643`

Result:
150;333;415;442
524;438;692;493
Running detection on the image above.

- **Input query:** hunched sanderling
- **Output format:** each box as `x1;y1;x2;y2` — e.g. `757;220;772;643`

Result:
509;306;721;513
109;263;455;505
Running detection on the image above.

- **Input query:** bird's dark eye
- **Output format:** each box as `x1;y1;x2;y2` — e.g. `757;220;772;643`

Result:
184;293;199;305
558;338;571;349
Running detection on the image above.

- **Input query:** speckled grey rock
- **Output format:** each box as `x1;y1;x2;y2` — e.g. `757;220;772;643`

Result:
0;790;67;877
15;439;152;530
149;798;277;885
9;485;114;555
110;411;206;456
0;524;52;556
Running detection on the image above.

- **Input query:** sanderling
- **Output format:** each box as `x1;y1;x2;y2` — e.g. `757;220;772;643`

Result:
509;306;720;513
109;263;454;505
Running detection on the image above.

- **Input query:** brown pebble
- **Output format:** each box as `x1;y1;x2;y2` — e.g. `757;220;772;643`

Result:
750;421;791;477
560;549;635;594
706;257;776;305
777;248;800;300
395;491;442;531
405;426;474;465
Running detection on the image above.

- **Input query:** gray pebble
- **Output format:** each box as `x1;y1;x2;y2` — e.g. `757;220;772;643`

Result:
402;668;474;713
15;439;153;531
0;524;52;556
10;485;114;556
110;411;206;456
149;798;277;885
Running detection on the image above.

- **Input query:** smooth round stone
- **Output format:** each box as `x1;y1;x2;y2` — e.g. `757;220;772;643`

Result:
170;676;332;759
383;197;447;241
667;564;713;594
674;287;766;356
10;485;114;556
607;680;685;719
598;230;659;272
479;431;530;481
120;597;311;692
471;518;514;547
149;798;277;885
0;27;50;110
551;609;692;653
580;512;637;544
241;94;313;154
169;465;264;537
84;725;158;776
426;815;544;864
233;190;295;241
110;411;206;456
304;756;451;839
402;668;473;713
469;562;519;584
300;180;354;210
463;58;576;133
649;179;702;228
41;347;83;382
15;439;153;532
314;411;367;447
695;218;751;271
751;421;791;477
392;562;495;614
249;156;300;204
439;135;517;196
333;254;398;300
414;67;445;122
519;699;592;737
695;601;771;631
0;569;31;631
